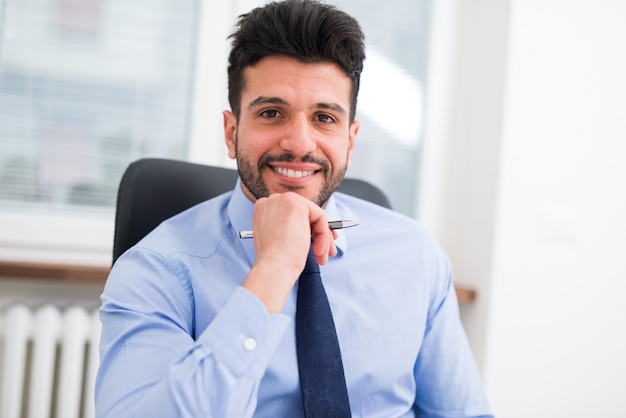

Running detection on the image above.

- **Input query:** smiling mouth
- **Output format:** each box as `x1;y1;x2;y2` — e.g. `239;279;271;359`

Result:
271;165;317;179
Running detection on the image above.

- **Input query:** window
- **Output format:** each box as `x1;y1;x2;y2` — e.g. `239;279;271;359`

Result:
0;0;433;264
0;0;198;212
332;0;432;216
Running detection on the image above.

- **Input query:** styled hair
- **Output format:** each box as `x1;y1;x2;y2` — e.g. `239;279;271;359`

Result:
227;0;365;121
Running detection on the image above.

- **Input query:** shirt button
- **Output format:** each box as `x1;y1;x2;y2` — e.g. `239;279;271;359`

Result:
243;337;257;351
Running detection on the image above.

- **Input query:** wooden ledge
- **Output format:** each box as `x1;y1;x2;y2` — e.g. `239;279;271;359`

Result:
0;260;477;303
455;286;476;304
0;260;110;284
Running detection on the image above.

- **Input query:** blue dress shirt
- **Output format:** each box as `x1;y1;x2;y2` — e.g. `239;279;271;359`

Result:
96;181;493;417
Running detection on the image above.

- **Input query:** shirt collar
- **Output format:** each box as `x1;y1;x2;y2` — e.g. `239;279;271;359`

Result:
227;179;256;266
226;179;349;266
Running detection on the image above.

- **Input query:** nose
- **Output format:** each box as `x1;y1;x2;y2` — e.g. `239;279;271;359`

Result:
279;115;317;156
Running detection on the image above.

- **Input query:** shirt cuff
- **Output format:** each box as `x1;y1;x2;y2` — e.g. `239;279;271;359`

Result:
196;286;290;379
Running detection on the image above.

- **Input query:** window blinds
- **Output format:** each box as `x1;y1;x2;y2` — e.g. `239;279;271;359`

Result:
0;0;198;211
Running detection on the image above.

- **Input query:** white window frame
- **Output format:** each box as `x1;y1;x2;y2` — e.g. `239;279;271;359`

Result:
0;0;263;267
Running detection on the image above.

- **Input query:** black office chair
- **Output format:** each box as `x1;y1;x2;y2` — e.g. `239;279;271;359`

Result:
112;158;391;264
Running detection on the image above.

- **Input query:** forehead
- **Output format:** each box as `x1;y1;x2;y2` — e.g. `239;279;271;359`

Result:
241;55;352;108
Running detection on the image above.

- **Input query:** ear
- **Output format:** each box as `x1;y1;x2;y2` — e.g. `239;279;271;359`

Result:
346;120;359;168
223;110;237;160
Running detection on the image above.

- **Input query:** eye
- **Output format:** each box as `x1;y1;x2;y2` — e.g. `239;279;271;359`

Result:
260;109;280;118
316;113;335;124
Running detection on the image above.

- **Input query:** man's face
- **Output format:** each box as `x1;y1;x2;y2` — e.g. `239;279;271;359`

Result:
223;55;359;206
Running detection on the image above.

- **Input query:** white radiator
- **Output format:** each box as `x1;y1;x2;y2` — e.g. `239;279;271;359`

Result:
0;304;101;418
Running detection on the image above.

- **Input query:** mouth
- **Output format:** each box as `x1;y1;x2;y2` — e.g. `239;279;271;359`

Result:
271;165;318;179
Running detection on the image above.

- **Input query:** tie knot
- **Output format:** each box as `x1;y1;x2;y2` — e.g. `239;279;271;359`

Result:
303;248;320;275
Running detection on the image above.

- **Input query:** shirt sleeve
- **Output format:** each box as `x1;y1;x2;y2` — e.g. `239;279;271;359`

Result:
413;248;494;418
95;248;290;418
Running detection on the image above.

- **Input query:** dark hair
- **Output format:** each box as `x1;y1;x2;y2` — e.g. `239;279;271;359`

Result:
227;0;365;121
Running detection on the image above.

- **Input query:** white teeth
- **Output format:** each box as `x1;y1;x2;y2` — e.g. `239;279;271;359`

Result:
273;166;314;179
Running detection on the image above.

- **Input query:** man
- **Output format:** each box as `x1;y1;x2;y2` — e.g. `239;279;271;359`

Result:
96;1;493;417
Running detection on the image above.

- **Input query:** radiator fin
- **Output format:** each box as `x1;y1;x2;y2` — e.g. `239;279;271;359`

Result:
0;304;100;418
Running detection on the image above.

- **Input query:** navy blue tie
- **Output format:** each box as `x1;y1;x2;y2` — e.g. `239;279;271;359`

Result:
295;248;351;417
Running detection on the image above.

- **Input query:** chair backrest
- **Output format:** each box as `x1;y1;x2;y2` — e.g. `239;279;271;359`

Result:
112;158;392;264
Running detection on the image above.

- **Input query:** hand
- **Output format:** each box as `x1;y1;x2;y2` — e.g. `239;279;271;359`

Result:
242;192;337;313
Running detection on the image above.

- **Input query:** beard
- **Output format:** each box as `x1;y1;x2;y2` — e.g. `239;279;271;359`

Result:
236;138;348;207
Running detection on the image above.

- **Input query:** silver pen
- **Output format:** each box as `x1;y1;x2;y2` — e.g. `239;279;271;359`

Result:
239;220;360;239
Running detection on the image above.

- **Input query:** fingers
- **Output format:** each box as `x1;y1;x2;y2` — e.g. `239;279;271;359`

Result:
308;204;337;265
252;192;337;265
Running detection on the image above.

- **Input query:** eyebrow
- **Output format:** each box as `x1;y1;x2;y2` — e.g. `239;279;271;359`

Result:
315;102;347;117
247;96;347;117
247;96;287;109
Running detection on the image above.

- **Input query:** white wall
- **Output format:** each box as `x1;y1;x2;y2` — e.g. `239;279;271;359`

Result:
422;0;626;416
486;0;626;416
420;0;510;376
